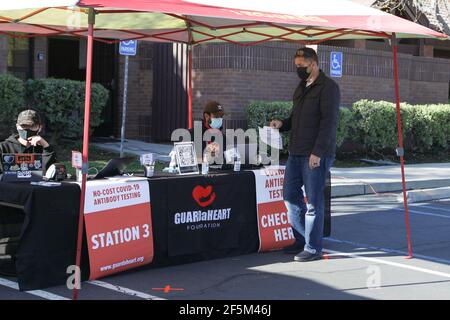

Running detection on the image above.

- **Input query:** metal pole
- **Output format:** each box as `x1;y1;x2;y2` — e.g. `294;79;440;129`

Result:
120;54;129;157
74;7;95;300
391;33;413;259
188;45;193;129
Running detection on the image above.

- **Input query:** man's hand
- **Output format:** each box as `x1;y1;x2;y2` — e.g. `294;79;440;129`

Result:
309;154;321;170
269;119;283;129
28;136;49;148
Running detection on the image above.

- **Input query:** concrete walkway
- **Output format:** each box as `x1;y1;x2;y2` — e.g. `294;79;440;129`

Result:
92;139;173;161
331;163;450;197
92;139;450;198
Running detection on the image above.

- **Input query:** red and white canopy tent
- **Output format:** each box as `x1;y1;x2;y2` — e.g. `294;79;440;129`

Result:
0;0;447;299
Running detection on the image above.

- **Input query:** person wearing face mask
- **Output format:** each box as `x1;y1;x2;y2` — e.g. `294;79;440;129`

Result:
189;101;226;163
0;109;56;175
270;47;340;262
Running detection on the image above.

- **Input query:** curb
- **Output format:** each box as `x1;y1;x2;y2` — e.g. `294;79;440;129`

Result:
399;186;450;203
331;179;450;198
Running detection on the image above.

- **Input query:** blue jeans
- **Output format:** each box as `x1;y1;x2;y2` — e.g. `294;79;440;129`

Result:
283;155;334;254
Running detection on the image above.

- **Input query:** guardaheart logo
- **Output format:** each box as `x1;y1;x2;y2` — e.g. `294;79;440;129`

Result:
192;185;216;207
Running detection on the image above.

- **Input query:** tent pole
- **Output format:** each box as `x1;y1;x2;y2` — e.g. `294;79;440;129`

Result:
74;8;95;300
188;45;193;129
391;33;413;259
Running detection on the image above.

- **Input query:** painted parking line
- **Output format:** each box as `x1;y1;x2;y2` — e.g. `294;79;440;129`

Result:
0;277;69;300
88;280;166;300
0;277;167;300
391;207;450;219
326;237;450;265
323;248;450;279
412;204;450;214
432;198;450;202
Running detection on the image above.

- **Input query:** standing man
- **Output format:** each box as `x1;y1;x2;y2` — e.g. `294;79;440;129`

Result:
270;47;340;262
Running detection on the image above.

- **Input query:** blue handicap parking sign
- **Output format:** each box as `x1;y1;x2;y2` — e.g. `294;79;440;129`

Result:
330;51;343;77
119;40;138;56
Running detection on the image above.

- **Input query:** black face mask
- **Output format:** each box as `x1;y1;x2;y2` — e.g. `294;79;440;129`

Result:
18;128;39;140
296;66;311;81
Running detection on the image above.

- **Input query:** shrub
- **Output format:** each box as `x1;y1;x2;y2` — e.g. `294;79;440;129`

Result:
351;100;413;152
25;78;109;143
245;100;351;153
408;104;450;152
0;74;25;138
351;100;450;153
246;101;292;152
336;107;352;148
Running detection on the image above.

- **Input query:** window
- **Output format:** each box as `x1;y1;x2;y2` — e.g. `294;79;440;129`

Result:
7;36;32;80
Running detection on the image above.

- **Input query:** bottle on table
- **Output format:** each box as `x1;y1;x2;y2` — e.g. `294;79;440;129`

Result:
202;153;209;175
233;156;241;172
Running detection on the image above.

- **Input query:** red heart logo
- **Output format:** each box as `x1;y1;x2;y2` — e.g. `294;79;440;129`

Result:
192;185;216;207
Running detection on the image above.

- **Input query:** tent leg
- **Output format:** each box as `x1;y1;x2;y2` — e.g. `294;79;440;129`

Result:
391;33;413;259
188;45;193;129
74;8;95;300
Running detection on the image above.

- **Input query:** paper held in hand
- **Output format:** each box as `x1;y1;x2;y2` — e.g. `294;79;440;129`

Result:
259;126;283;149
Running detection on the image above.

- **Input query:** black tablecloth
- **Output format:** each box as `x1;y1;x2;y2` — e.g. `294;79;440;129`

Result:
148;170;259;267
0;170;330;291
0;182;90;291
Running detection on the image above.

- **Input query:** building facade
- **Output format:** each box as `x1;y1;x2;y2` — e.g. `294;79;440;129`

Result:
0;1;449;142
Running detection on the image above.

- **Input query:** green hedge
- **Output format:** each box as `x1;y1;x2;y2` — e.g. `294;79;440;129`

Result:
25;78;109;143
352;100;450;153
337;107;352;148
408;104;450;152
245;100;349;153
245;99;450;154
0;74;25;138
246;101;292;152
351;100;413;151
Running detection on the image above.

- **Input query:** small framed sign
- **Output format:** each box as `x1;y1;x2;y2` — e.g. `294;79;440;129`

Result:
140;153;154;166
174;142;199;175
71;151;82;169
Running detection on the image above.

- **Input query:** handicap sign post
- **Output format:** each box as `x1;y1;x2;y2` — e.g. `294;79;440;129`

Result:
119;40;138;157
330;51;343;78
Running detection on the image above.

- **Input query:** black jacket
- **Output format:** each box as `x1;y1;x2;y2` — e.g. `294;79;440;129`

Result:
280;71;340;157
0;135;56;174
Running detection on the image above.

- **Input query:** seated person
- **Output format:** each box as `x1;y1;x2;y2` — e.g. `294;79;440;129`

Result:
0;109;56;174
189;101;226;164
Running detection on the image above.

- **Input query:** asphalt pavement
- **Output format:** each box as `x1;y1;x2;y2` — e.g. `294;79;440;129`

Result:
1;193;450;300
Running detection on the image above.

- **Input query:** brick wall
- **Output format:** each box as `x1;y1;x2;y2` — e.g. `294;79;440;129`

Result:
114;42;153;141
0;36;448;143
409;81;449;104
0;35;48;80
33;38;48;79
192;43;450;127
319;46;450;105
192;69;298;122
0;36;8;74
